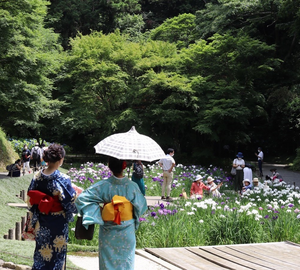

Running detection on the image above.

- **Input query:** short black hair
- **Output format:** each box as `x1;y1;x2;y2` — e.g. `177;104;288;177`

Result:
166;148;174;154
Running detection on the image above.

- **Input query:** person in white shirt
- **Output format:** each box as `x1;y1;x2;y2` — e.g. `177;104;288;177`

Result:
232;152;245;192
243;164;253;185
255;147;264;177
158;148;175;201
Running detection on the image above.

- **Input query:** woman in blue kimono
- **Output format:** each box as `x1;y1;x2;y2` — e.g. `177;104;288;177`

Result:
26;144;77;270
75;157;148;270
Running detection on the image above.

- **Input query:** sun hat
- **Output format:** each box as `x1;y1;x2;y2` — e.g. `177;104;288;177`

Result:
243;179;250;185
194;175;203;181
207;176;214;183
236;152;243;158
253;178;259;183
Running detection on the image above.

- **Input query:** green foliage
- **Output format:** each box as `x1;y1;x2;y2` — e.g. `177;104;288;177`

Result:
150;13;198;48
179;33;280;145
140;0;206;28
46;0;142;48
291;148;300;171
0;0;64;139
0;128;19;171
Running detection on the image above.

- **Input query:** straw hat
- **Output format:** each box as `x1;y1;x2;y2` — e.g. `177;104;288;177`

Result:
194;175;203;181
207;176;214;183
253;178;259;183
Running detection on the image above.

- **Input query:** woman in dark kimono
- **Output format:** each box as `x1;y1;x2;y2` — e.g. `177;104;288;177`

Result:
26;144;77;270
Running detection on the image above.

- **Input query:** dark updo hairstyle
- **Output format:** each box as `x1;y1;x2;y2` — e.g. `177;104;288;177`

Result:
108;156;126;174
43;144;66;163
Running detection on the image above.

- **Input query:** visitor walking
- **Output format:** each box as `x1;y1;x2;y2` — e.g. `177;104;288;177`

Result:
31;143;42;172
131;160;145;195
21;144;31;175
255;147;264;177
26;144;77;270
158;148;176;201
75;157;147;270
232;152;245;192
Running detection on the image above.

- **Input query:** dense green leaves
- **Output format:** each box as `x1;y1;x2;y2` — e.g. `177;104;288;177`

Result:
0;0;63;138
1;0;300;163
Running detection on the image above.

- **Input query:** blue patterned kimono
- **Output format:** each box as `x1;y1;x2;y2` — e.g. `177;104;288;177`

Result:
27;170;77;270
75;175;148;270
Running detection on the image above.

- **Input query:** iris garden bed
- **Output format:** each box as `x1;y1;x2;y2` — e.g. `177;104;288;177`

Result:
67;162;300;248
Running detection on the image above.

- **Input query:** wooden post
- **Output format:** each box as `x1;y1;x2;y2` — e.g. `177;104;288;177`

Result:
8;229;14;240
21;216;26;231
15;222;21;240
21;190;26;201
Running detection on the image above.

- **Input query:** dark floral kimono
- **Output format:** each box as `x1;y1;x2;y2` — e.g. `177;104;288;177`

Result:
27;170;77;270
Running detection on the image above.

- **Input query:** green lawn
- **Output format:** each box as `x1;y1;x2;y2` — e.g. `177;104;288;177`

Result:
0;169;83;269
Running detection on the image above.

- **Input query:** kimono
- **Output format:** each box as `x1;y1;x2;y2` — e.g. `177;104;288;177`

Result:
75;175;148;270
27;170;77;270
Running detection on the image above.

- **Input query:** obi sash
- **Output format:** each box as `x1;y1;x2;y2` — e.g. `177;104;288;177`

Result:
27;190;63;214
102;195;133;225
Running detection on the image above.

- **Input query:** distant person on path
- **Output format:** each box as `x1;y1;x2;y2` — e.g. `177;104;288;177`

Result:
232;152;245;192
158;148;176;201
75;157;147;270
131;160;145;195
22;144;31;175
266;168;283;182
26;144;77;270
40;143;48;169
190;175;210;198
31;143;42;172
255;147;264;177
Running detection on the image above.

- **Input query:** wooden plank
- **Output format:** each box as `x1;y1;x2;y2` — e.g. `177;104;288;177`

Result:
136;249;182;270
187;247;250;270
214;246;275;269
199;246;267;270
247;243;300;265
227;245;299;270
145;248;225;270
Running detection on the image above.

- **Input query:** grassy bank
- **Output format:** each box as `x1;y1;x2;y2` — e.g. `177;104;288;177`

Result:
0;170;83;269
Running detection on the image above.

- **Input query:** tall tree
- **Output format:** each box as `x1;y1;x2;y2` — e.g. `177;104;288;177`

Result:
46;0;143;49
0;0;64;139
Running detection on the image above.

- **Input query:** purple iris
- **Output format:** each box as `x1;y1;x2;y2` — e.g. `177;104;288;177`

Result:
151;212;156;217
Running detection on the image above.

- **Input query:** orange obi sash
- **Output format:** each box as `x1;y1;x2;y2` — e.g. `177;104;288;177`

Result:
28;190;63;214
102;195;133;225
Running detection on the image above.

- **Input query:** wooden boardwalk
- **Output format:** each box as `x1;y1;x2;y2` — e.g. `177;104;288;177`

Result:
136;241;300;270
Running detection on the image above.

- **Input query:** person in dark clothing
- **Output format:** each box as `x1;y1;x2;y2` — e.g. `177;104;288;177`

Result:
7;159;22;177
31;143;42;172
131;160;145;195
22;144;31;175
